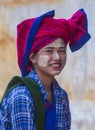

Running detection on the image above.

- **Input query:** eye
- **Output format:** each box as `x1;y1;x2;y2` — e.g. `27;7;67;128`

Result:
45;49;53;53
59;49;66;54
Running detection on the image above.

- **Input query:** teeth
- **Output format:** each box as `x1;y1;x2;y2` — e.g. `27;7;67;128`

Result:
52;64;60;67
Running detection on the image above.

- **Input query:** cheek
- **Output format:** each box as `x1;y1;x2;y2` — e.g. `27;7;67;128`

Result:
64;55;67;62
62;55;67;64
38;55;49;67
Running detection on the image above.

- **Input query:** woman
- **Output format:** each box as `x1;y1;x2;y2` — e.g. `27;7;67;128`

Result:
0;9;91;130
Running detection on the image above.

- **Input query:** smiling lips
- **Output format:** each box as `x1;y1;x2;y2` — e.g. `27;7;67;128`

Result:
50;62;62;70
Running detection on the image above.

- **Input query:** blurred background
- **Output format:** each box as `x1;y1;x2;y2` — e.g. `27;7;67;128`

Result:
0;0;95;130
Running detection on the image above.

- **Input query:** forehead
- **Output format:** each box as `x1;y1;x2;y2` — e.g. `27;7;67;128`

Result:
45;38;66;48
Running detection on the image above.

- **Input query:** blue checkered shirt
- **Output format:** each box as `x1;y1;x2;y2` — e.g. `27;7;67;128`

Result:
0;69;71;130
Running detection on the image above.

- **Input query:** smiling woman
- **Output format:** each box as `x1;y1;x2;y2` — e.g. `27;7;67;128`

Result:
29;38;67;78
0;9;91;130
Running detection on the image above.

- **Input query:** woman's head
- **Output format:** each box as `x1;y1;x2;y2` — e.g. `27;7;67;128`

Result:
29;38;67;77
17;9;91;76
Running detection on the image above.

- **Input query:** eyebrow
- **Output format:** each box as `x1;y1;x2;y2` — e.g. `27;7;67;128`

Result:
45;46;66;49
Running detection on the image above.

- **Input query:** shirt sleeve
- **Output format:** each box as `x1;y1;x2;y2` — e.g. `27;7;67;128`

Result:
10;86;35;130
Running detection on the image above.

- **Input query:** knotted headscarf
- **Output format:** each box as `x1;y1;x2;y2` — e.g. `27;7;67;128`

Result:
17;9;91;76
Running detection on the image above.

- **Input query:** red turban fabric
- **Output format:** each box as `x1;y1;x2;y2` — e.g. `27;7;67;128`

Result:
17;9;91;76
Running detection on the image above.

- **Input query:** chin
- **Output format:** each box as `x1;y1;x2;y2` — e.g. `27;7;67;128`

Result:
51;71;61;76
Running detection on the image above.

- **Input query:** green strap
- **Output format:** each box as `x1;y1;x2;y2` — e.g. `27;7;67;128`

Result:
1;76;45;130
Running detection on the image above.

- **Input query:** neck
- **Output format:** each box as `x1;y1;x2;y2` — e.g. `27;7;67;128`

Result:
39;74;53;91
35;71;54;103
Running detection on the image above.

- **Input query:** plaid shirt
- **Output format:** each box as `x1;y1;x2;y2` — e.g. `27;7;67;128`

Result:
0;69;71;130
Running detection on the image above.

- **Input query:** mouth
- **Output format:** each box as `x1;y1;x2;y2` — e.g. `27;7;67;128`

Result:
52;63;61;67
50;63;62;69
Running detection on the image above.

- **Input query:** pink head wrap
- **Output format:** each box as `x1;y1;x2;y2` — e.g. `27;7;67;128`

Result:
17;9;91;76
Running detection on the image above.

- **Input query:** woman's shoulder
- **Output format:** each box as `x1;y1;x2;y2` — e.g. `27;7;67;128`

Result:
9;85;31;97
54;79;68;97
1;85;33;107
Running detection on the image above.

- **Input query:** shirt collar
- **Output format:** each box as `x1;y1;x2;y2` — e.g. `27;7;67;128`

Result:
27;69;48;99
27;69;61;100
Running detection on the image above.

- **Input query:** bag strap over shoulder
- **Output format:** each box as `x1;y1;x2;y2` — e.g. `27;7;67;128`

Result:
1;76;45;130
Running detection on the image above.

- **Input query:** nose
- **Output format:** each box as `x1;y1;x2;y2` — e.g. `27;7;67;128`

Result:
53;52;60;60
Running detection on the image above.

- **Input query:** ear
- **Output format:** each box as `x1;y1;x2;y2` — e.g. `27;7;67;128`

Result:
29;53;37;64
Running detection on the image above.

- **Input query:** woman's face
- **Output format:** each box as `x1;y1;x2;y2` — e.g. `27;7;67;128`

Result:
30;38;67;78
